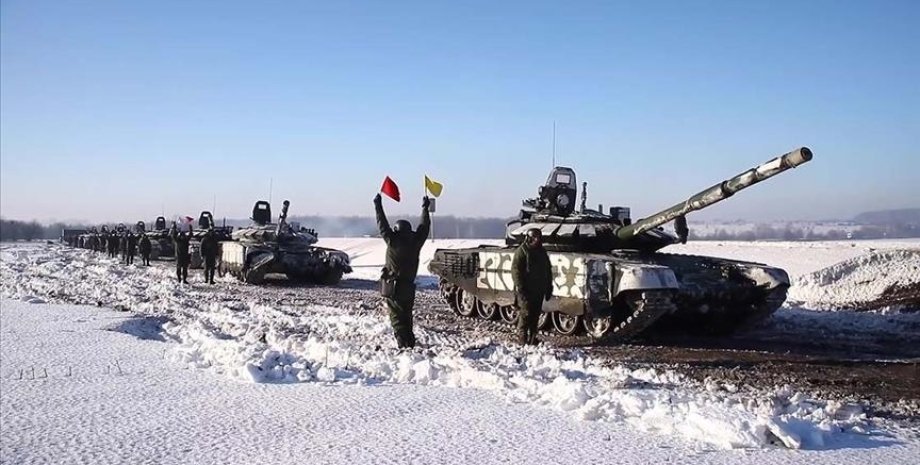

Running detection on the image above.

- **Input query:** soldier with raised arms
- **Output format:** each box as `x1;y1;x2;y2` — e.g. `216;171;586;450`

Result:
374;193;431;349
170;222;191;284
512;228;554;345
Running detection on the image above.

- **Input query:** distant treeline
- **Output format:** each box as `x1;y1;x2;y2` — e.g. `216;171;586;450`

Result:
0;219;89;242
689;223;920;241
3;214;919;242
284;215;510;239
853;208;920;225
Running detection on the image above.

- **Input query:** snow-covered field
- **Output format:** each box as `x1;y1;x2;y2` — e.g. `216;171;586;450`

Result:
2;239;919;464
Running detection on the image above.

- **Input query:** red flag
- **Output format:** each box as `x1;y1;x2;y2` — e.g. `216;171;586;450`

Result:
380;176;401;202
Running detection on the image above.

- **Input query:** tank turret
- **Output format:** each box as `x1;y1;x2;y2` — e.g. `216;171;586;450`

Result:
506;147;813;253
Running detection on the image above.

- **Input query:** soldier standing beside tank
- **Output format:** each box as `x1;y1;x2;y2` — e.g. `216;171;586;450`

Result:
374;194;431;349
512;228;554;345
199;229;219;284
139;234;152;266
170;224;191;284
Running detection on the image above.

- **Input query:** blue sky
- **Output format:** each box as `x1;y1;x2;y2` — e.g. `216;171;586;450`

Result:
1;0;918;223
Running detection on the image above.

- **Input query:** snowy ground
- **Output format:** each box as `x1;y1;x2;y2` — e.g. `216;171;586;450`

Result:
2;240;920;464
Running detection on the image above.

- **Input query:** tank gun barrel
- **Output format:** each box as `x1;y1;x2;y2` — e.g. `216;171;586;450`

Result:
616;147;813;239
276;200;291;236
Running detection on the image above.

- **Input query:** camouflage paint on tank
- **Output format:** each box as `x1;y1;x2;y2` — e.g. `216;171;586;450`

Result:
477;250;589;299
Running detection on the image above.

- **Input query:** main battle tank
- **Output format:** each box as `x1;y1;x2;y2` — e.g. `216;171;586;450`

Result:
187;211;234;269
429;147;813;340
220;200;352;284
143;216;174;260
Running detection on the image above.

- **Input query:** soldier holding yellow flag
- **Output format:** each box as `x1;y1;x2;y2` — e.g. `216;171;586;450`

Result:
425;175;443;198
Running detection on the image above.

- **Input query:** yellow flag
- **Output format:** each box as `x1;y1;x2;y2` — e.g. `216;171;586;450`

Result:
425;175;443;197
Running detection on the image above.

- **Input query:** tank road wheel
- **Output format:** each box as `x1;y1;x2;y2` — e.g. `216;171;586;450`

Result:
583;315;613;339
455;290;480;318
553;313;582;336
478;302;499;320
499;305;518;324
537;312;550;331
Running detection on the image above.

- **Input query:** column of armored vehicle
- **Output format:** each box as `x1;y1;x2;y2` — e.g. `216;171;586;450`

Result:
62;146;813;344
63;200;353;285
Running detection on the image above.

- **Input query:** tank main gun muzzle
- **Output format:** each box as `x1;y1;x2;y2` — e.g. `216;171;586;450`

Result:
615;147;813;239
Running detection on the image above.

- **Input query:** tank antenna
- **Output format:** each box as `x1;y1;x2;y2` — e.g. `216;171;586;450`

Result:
268;178;273;204
552;120;556;168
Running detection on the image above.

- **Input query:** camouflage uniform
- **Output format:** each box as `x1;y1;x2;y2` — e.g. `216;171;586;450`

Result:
199;232;220;284
374;196;430;348
139;235;152;266
171;228;191;284
512;240;553;345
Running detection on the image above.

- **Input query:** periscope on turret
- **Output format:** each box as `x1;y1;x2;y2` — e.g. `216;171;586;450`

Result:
429;147;814;341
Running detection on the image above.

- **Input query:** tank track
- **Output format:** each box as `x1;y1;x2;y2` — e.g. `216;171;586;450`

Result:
438;280;676;343
603;290;676;342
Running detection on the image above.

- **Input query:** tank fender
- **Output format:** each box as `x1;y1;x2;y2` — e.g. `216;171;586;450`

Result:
738;265;790;290
611;263;679;298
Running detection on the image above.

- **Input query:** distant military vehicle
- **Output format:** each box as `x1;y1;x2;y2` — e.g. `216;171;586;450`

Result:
61;228;87;247
220;200;352;284
429;147;813;340
143;216;174;260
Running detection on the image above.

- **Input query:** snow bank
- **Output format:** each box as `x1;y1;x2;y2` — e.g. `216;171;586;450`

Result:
161;301;874;450
788;249;920;310
0;243;889;451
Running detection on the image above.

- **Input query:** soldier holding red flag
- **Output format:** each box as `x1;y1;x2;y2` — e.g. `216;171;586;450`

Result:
374;176;431;349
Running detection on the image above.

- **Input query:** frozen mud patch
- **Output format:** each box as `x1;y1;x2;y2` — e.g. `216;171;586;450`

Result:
789;250;920;310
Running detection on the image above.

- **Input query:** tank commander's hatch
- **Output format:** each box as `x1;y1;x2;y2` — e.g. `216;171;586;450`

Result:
198;211;214;229
538;167;578;216
252;201;272;226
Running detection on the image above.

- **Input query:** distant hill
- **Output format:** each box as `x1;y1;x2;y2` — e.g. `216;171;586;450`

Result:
853;208;920;225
